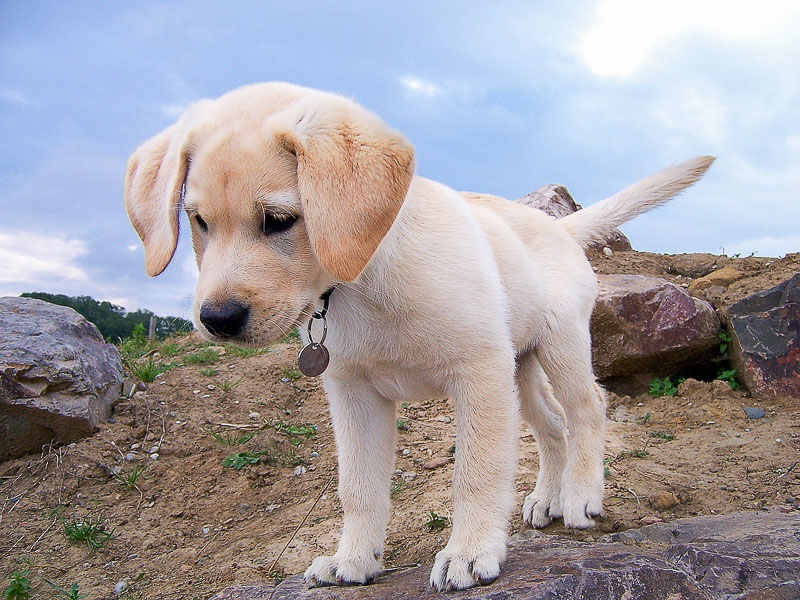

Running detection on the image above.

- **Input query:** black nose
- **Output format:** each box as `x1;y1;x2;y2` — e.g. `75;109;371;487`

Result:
199;301;249;338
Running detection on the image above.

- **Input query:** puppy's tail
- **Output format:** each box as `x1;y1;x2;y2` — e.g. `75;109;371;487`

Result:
560;156;715;249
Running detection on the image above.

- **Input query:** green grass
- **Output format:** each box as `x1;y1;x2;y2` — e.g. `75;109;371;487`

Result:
718;330;732;355
219;378;243;392
648;377;684;398
198;366;218;377
130;358;175;383
158;341;181;357
281;329;301;343
267;419;317;446
716;368;740;390
281;368;301;380
225;344;265;358
390;481;403;495
113;464;148;490
184;349;220;364
648;431;675;441
44;580;88;600
222;451;263;470
396;418;409;431
424;511;449;531
204;428;256;447
61;515;114;553
2;570;31;600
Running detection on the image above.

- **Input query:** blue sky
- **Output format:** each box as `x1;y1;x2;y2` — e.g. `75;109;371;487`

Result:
1;1;798;317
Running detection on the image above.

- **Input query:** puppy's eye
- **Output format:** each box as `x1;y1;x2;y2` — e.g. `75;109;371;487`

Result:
195;215;208;232
262;213;296;235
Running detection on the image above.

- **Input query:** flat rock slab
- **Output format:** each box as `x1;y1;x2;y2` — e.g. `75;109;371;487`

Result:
728;273;800;398
0;296;123;460
591;275;720;378
211;511;799;600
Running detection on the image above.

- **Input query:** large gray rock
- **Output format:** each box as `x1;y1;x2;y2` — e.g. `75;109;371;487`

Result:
210;511;799;599
517;184;632;252
591;275;720;378
728;273;800;398
0;297;123;461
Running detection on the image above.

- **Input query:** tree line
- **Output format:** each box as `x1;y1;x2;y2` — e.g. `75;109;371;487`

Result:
21;292;194;341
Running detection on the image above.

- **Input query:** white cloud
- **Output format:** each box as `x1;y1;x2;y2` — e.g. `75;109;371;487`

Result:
577;0;800;77
721;235;800;259
653;86;728;145
0;231;88;284
400;76;443;98
1;89;42;108
158;103;187;119
127;244;139;252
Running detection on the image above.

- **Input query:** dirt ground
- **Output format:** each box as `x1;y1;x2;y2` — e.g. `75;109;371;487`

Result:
1;251;798;600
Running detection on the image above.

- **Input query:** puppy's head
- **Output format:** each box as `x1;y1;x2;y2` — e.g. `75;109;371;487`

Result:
124;83;414;345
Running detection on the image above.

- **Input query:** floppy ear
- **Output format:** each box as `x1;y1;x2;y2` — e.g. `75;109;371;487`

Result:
270;94;415;281
124;101;209;276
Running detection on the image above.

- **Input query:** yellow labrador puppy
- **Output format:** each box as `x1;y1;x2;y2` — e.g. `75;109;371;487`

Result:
125;82;712;591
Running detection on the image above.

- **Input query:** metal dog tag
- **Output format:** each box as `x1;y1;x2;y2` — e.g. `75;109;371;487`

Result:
298;343;330;377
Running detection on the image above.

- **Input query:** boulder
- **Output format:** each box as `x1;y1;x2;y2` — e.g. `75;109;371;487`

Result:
0;297;123;461
210;511;800;599
591;275;720;378
727;273;800;398
517;184;632;251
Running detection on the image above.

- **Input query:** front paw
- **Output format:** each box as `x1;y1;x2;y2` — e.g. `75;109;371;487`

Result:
560;480;604;530
522;487;562;529
304;553;381;588
429;546;503;592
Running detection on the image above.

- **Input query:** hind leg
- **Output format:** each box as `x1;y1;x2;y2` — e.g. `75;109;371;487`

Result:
517;350;568;528
537;326;607;529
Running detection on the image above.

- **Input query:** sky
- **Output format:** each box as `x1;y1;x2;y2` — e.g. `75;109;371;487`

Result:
1;1;799;318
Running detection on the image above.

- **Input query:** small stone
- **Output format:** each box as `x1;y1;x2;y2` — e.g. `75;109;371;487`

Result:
131;443;141;449
249;412;260;419
776;438;782;443
125;452;139;462
720;485;728;491
639;516;663;525
126;553;138;560
402;449;410;457
202;525;211;535
293;465;306;476
602;246;613;257
206;384;215;390
114;581;128;596
193;390;201;395
149;445;160;453
281;377;290;383
310;452;319;459
401;471;417;482
649;491;680;511
743;407;766;419
201;394;211;398
149;453;159;460
786;497;795;504
423;457;450;470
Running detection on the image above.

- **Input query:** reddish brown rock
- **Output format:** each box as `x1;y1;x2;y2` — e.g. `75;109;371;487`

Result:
591;275;720;378
728;273;800;398
210;512;800;600
649;491;680;510
517;184;632;251
422;457;451;470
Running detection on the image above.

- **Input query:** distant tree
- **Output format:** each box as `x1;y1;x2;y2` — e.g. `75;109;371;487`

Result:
20;292;193;341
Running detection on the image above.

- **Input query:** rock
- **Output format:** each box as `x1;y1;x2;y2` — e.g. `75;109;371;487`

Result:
400;471;417;482
0;297;123;461
728;273;800;398
422;457;450;470
517;184;632;251
688;265;743;293
210;512;800;599
591;275;720;378
743;406;766;419
649;490;680;510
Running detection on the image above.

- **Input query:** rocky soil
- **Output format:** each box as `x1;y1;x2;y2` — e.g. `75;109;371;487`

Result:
1;250;798;600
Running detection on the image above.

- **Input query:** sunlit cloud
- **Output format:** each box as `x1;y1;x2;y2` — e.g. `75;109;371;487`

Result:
400;76;443;98
577;0;800;77
0;231;88;284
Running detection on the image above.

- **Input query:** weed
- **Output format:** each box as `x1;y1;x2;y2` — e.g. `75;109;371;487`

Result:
637;412;652;425
205;428;256;447
281;369;301;381
281;329;301;343
222;451;263;470
159;342;181;357
390;481;403;495
648;377;683;398
425;511;449;531
225;345;265;358
718;330;732;355
448;444;456;456
61;515;114;552
44;580;88;600
2;570;31;600
184;349;220;364
131;358;174;383
717;368;740;390
113;464;148;490
396;418;409;431
198;367;218;377
606;449;648;467
218;377;244;392
604;466;611;478
268;419;317;446
648;431;675;441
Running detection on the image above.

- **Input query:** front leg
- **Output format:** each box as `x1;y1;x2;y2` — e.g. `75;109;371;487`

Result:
430;358;520;591
304;376;397;587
